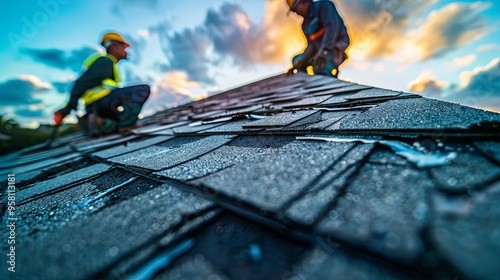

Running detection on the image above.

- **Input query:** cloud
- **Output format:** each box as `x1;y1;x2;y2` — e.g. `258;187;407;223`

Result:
153;25;215;84
0;75;51;106
477;43;500;52
457;58;500;98
15;107;47;118
408;58;500;111
111;0;158;15
412;2;490;60
337;0;436;59
453;54;476;68
408;71;447;97
123;34;147;65
51;77;75;94
142;72;202;115
22;46;101;72
150;1;303;85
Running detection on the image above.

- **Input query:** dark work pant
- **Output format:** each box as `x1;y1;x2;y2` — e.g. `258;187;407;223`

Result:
86;84;150;129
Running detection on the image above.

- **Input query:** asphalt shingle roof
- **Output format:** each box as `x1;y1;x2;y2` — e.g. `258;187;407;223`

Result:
1;72;499;279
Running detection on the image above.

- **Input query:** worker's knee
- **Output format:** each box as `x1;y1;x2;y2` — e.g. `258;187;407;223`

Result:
128;84;150;103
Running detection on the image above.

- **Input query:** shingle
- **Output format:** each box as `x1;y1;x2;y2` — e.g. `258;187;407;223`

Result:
74;135;138;152
3;146;74;169
107;210;221;279
152;253;230;280
201;141;354;213
93;136;173;159
343;88;402;101
429;186;500;279
14;183;214;280
155;136;295;181
160;213;307;280
109;135;235;171
173;122;228;134
16;163;110;203
12;181;100;238
282;95;334;108
303;81;351;92
315;163;432;263
474;141;500;164
368;147;409;165
289;247;413;280
306;111;362;130
306;115;344;130
131;122;189;135
285;144;374;225
311;84;370;97
428;152;500;192
317;94;354;106
242;110;317;128
3;152;81;174
339;98;500;130
203;119;253;133
287;111;323;127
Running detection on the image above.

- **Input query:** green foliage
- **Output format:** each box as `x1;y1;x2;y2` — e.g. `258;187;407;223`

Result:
0;115;79;155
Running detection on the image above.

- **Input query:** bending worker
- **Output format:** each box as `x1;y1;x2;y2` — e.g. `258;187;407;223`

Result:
286;0;350;77
54;32;150;136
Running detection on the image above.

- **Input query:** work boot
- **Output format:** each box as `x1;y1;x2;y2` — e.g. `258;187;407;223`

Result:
78;114;117;138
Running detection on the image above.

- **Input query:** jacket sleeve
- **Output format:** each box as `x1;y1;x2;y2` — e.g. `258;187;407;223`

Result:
318;1;342;51
67;57;114;110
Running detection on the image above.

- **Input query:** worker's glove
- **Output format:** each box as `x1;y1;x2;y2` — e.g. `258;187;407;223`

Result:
54;107;71;126
287;58;306;76
311;48;330;70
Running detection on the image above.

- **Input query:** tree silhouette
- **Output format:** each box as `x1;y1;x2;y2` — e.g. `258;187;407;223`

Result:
0;114;18;134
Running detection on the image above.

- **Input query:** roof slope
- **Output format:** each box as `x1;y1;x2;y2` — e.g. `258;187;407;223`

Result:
2;73;500;279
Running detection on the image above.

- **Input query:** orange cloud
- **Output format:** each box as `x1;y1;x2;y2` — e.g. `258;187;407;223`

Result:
408;72;447;96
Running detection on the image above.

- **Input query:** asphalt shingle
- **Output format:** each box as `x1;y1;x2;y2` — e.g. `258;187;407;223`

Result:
285;144;374;225
315;162;433;263
430;186;500;279
242;110;317;128
201;141;354;213
428;152;500;192
16;163;110;203
14;183;213;280
109;135;235;171
155;136;294;181
92;136;173;159
339;98;500;130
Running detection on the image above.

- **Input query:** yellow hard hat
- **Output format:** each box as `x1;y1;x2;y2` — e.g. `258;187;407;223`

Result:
101;32;130;48
286;0;300;10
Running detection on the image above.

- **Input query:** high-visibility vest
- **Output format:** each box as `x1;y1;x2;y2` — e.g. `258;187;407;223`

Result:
81;54;120;106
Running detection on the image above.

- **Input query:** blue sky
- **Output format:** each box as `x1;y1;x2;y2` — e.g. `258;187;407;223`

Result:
1;0;499;127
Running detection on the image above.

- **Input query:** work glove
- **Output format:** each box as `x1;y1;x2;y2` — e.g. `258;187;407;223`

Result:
54;107;71;126
287;58;306;76
311;48;330;70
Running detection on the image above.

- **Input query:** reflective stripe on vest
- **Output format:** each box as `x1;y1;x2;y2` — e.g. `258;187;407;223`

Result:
81;54;120;106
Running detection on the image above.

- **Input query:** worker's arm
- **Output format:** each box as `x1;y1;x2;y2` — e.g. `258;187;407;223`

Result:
317;1;342;52
66;57;114;110
54;57;114;125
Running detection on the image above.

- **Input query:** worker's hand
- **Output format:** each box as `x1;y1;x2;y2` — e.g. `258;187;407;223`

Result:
54;107;71;126
293;58;306;69
311;48;330;70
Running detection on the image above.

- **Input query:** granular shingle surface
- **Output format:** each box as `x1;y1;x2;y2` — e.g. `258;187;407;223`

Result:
201;141;354;212
315;162;433;262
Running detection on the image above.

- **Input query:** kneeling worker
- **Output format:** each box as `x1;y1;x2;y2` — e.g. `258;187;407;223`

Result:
54;32;150;136
286;0;350;77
